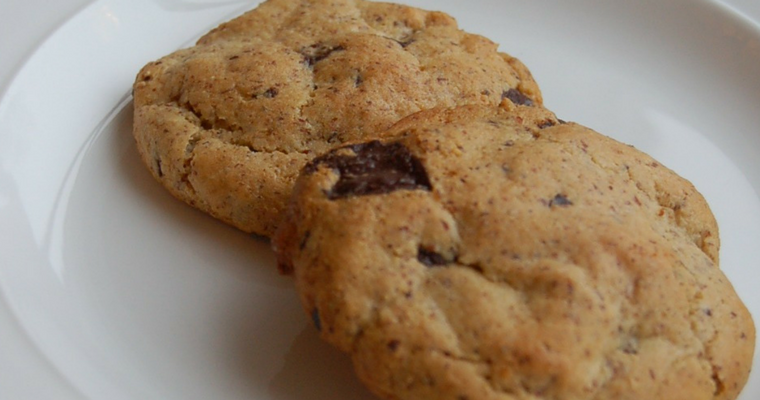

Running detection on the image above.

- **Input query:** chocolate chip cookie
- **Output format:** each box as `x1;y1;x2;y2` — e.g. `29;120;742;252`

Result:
132;0;542;237
274;104;755;400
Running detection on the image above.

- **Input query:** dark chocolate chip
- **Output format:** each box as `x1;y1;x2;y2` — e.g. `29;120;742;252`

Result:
302;43;346;67
306;140;432;199
418;247;449;267
501;88;534;106
354;74;363;87
263;88;278;98
549;194;573;207
538;120;556;129
311;308;322;331
387;340;400;351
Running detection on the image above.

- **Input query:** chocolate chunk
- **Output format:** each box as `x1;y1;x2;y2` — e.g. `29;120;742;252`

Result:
302;43;346;67
538;120;556;129
418;247;449;267
311;308;322;331
502;88;534;106
549;194;573;207
263;88;278;98
306;140;432;199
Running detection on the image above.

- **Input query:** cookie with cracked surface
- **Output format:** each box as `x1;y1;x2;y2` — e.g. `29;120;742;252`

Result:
132;0;542;237
274;104;755;400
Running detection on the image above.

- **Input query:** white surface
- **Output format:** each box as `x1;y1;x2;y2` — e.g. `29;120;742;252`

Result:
1;0;760;399
0;2;94;399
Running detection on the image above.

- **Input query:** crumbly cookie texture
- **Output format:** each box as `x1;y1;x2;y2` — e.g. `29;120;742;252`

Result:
274;104;754;400
132;0;542;237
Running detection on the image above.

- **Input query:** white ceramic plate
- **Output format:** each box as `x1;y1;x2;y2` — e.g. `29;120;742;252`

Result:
1;0;759;398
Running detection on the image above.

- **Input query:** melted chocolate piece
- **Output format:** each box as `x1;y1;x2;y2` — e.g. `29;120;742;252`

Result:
538;119;557;129
263;88;278;98
502;88;534;106
549;194;573;207
302;43;346;67
417;247;449;267
307;140;432;199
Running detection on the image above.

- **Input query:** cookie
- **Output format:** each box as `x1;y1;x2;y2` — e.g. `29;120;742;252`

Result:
274;104;755;400
132;0;542;237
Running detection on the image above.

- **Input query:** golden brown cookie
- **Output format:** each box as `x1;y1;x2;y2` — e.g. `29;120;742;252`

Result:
274;104;754;400
132;0;542;236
